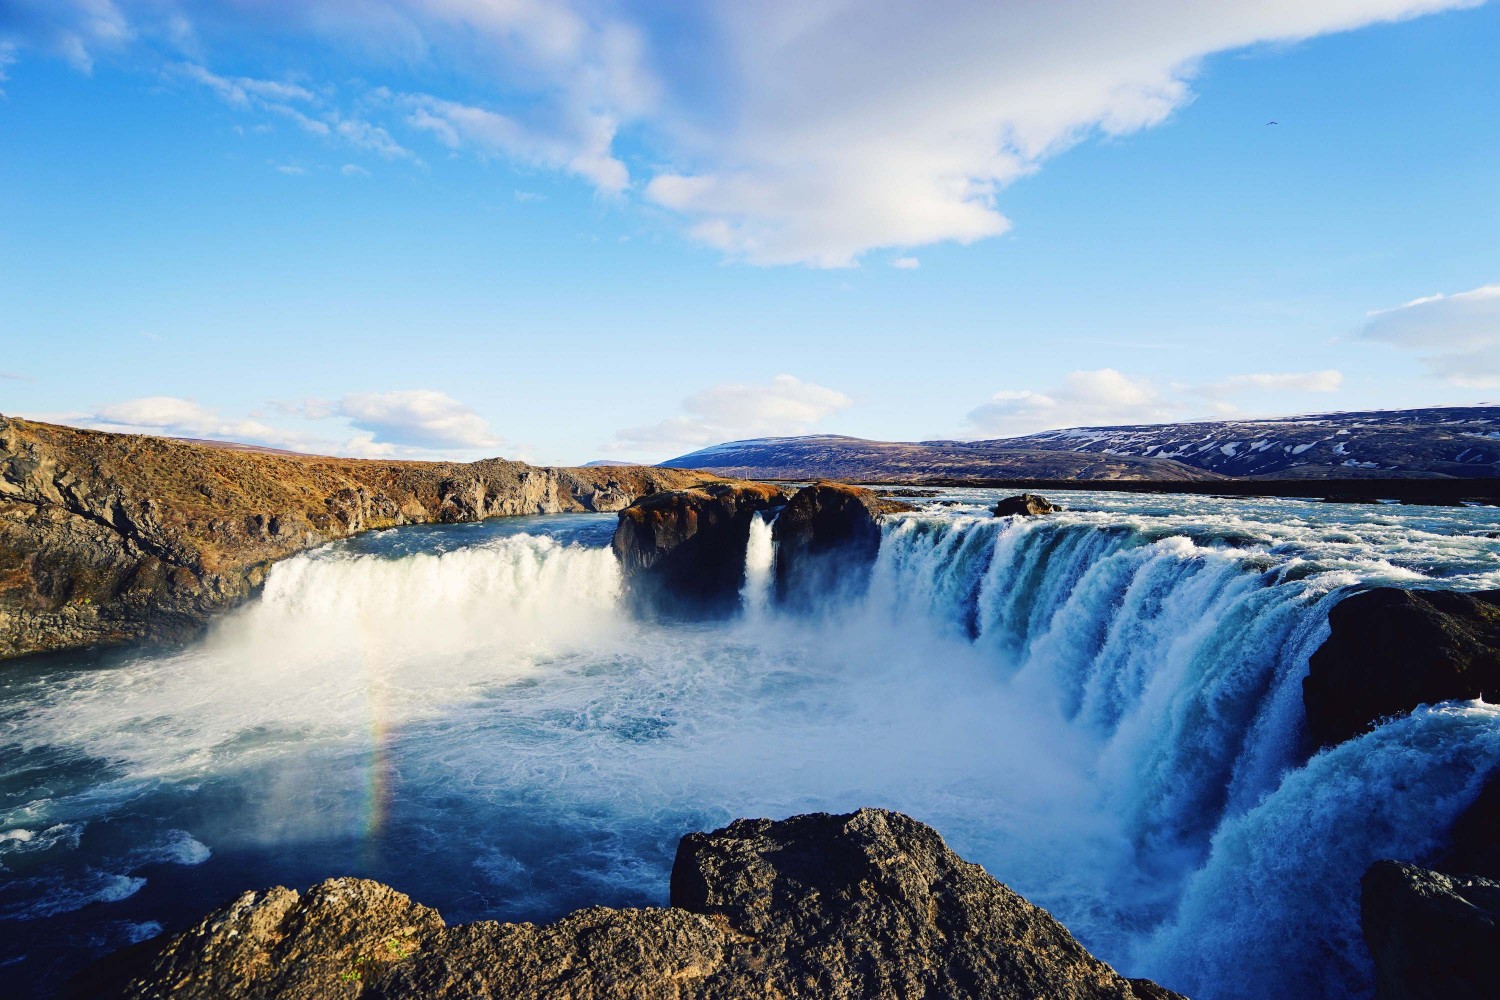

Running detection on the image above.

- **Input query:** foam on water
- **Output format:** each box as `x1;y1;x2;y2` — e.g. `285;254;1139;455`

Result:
0;495;1496;998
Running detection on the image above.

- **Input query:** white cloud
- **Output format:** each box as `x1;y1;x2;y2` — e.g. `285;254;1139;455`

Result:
967;366;1349;436
1195;369;1344;395
340;163;369;177
75;395;312;450
275;163;307;175
610;374;852;457
42;389;503;459
643;0;1475;266
967;369;1173;437
891;256;920;270
335;389;503;452
1361;283;1500;388
3;1;1478;264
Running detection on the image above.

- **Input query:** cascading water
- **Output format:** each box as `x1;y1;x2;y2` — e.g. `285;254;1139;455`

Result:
2;495;1497;999
738;511;777;620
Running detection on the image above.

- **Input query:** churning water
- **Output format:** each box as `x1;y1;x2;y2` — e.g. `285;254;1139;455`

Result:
2;493;1498;998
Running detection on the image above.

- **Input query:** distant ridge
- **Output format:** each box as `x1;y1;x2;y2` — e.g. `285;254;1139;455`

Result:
661;406;1500;481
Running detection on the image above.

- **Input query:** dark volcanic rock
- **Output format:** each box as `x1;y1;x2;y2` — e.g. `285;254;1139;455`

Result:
72;809;1182;1000
772;482;915;608
1303;588;1500;747
1441;771;1500;879
1361;860;1500;1000
611;481;787;615
0;415;712;660
992;493;1056;517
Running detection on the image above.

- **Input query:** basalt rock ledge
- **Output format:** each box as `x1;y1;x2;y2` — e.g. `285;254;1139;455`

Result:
69;808;1183;1000
1303;587;1500;748
0;415;716;660
611;481;789;615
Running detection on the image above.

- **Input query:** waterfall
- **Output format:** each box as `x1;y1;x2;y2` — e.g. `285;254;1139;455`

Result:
739;511;777;620
859;507;1500;998
1137;701;1500;999
7;499;1497;1000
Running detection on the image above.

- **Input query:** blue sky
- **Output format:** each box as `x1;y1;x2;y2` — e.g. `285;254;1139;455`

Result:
2;1;1498;465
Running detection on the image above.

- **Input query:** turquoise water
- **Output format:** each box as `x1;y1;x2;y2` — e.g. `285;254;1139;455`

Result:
1;492;1497;998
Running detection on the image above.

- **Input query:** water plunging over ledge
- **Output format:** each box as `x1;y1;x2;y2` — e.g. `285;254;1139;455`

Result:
2;493;1498;999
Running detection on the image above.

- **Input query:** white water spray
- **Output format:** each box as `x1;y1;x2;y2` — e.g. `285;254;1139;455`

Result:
739;512;777;620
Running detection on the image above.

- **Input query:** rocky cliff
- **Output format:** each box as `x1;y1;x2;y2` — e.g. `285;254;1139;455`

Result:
68;808;1183;1000
0;416;713;660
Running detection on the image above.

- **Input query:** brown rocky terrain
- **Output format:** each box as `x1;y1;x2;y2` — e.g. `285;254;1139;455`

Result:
0;415;716;660
67;808;1183;1000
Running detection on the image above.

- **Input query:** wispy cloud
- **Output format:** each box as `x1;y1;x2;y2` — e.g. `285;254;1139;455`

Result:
173;62;413;160
891;256;920;270
402;94;626;193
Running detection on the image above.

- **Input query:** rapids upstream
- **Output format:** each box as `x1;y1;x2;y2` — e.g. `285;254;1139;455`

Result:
1;490;1498;998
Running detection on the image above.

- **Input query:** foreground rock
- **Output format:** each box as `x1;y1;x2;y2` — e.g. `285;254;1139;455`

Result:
70;809;1181;1000
0;415;710;660
1361;860;1500;1000
772;483;915;608
1302;588;1500;747
611;482;788;615
992;493;1056;517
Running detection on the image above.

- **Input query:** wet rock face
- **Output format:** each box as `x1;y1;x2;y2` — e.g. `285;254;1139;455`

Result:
611;482;788;616
1361;860;1500;1000
72;809;1182;1000
771;482;915;609
0;415;709;660
1442;771;1500;879
992;493;1056;517
1302;588;1500;748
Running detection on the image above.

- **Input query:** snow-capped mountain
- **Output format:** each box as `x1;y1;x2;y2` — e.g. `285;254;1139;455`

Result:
662;406;1500;481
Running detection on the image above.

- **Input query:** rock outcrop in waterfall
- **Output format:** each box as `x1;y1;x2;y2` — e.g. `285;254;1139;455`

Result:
0;415;714;660
1303;587;1500;747
67;809;1182;1000
772;482;915;609
992;493;1057;517
611;481;789;614
1361;860;1500;1000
